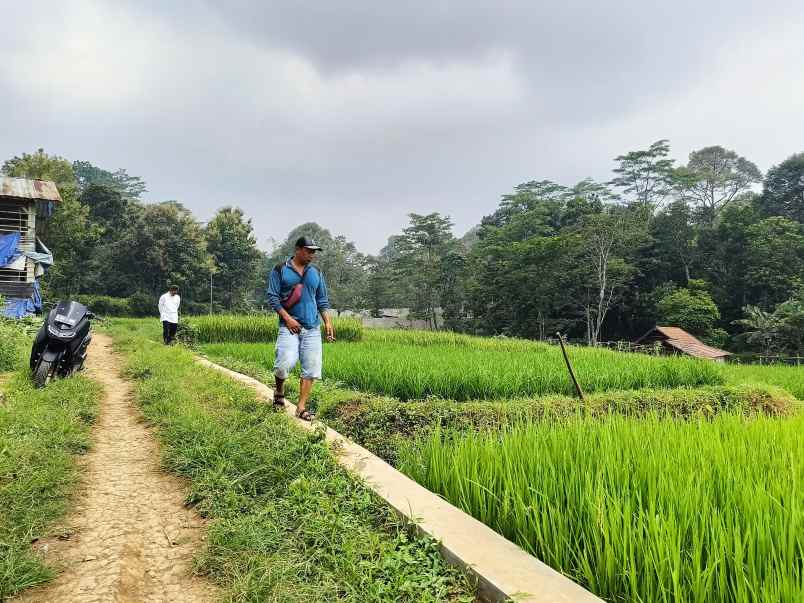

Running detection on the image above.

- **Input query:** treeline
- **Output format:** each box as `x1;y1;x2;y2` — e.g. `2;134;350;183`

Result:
3;142;803;355
364;142;803;354
2;150;261;314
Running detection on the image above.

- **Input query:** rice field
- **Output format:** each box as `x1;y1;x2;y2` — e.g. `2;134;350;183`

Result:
202;339;724;399
188;314;363;343
400;415;804;603
192;318;804;602
723;363;804;399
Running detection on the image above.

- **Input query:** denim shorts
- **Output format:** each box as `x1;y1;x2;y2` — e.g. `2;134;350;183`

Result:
273;326;323;380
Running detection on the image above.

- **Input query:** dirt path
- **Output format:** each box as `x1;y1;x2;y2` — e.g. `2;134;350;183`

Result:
16;333;219;603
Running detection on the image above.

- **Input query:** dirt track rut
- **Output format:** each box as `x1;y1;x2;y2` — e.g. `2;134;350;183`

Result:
15;333;218;603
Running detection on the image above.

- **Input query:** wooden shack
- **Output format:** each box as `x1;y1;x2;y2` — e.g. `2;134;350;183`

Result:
0;176;61;299
634;326;731;362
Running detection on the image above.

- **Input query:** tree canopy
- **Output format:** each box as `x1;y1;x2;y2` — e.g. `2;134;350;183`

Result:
3;139;802;355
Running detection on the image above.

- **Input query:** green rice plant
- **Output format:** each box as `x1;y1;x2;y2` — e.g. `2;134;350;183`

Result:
201;339;724;400
723;362;804;399
188;314;363;344
400;414;804;602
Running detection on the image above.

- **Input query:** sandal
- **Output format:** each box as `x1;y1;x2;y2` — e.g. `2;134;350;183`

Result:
273;395;287;409
295;409;315;422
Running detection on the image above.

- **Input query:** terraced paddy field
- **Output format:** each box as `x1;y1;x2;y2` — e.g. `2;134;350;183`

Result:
202;339;725;400
198;320;803;602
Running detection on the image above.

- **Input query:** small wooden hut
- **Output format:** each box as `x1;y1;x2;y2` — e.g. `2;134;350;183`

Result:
0;176;61;303
635;326;731;362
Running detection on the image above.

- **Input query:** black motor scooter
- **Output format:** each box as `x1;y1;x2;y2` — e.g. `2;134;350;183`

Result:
30;300;95;388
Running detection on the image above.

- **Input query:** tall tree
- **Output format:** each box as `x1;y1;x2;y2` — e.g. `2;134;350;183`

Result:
394;213;456;329
72;160;147;199
693;199;759;326
116;202;210;298
481;180;567;231
575;208;643;345
676;146;762;224
745;217;804;310
38;196;102;296
650;199;696;283
759;152;804;223
206;207;261;311
610;139;676;211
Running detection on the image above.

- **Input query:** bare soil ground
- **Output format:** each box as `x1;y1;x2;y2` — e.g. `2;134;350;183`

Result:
15;333;219;603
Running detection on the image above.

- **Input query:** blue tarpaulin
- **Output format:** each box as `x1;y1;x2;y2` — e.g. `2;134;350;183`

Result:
0;231;21;267
1;234;48;318
1;281;42;318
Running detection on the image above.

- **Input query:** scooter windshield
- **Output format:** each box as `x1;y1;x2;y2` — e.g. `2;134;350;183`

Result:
54;300;88;326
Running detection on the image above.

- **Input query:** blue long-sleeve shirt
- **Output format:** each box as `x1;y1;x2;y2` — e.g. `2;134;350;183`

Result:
266;259;330;329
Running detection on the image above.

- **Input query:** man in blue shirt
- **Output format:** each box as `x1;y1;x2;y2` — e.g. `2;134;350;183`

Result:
266;236;335;420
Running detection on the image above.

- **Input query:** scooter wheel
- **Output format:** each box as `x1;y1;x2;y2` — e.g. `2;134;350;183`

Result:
33;359;55;388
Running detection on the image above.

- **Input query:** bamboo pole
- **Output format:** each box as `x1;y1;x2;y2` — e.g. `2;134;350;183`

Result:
556;332;585;401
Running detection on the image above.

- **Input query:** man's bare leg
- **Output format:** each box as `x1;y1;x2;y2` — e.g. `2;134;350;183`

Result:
297;377;315;414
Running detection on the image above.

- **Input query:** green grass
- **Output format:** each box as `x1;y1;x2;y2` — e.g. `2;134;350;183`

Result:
0;357;101;598
0;320;30;371
187;314;363;344
400;415;804;603
201;339;724;400
106;320;473;602
723;363;804;399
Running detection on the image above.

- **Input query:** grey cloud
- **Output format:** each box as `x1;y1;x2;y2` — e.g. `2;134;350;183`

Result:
2;1;803;253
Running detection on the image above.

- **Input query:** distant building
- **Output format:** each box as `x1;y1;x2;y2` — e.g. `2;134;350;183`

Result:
635;326;731;362
0;176;61;317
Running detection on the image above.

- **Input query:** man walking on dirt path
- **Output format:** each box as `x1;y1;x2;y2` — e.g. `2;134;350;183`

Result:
158;285;181;345
267;236;335;421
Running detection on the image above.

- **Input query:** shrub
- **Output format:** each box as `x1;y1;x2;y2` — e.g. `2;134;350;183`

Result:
76;295;132;317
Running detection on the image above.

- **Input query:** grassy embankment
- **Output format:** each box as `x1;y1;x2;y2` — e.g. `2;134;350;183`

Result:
0;320;101;598
106;320;473;602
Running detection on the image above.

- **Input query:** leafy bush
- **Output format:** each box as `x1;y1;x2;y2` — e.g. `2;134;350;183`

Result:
656;281;721;337
77;295;132;317
127;291;156;317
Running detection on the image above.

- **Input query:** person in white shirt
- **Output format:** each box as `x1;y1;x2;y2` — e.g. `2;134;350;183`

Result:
158;285;181;345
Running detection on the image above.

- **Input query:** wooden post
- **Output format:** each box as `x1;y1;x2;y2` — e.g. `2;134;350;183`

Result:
557;332;585;401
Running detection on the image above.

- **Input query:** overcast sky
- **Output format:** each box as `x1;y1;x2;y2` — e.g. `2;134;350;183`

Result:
2;1;803;253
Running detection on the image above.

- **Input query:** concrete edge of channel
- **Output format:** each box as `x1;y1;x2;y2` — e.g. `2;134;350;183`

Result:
195;356;603;603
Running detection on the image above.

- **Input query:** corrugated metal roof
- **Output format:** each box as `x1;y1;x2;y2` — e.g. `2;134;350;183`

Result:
0;176;62;202
637;325;731;359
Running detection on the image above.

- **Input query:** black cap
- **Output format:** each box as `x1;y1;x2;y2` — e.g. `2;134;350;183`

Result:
295;236;322;250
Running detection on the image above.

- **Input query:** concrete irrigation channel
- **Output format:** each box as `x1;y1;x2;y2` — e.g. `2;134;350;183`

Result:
196;355;603;603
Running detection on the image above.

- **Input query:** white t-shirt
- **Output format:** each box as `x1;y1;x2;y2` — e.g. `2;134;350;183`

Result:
158;293;181;323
